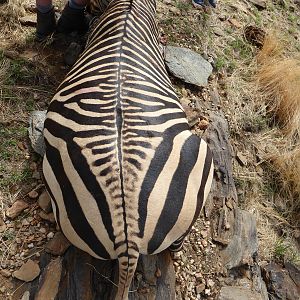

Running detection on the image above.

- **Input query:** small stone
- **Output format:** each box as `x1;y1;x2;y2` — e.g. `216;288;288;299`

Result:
0;224;6;233
22;219;30;226
213;27;224;36
202;240;208;247
39;211;56;223
19;15;37;26
236;151;248;166
200;230;208;238
13;259;40;282
28;190;39;199
204;288;211;295
21;291;30;300
155;268;162;278
39;227;46;234
198;119;209;130
0;269;12;277
229;18;242;28
6;200;29;219
38;191;52;213
206;279;215;287
27;243;34;249
173;251;182;260
195;283;205;294
47;232;55;239
45;232;71;255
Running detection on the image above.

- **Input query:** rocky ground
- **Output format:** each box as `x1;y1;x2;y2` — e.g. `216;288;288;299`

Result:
0;0;300;299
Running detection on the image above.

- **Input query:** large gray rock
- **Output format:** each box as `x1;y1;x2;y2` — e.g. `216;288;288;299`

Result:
28;110;47;156
165;46;212;87
221;209;258;269
262;262;300;300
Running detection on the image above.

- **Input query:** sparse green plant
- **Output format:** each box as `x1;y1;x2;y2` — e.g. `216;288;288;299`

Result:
175;0;190;11
274;239;289;260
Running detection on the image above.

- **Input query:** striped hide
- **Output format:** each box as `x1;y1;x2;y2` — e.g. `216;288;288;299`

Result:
42;0;214;299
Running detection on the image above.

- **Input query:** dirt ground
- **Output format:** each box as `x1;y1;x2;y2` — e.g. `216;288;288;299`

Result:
0;0;300;299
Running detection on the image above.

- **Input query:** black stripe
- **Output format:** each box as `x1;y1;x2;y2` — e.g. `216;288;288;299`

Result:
147;134;200;253
176;143;213;240
44;140;111;259
43;178;61;230
137;123;187;237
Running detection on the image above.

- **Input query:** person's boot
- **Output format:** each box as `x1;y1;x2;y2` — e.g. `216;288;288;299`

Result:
36;8;56;42
56;3;89;34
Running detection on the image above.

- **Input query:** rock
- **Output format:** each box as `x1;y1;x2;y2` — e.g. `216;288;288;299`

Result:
196;283;205;294
45;232;71;255
249;0;266;9
165;46;212;87
229;18;242;28
236;151;248;166
38;191;52;213
180;97;199;127
200;230;208;238
0;224;6;233
28;190;39;199
19;15;37;26
13;259;40;282
64;42;82;66
0;269;12;277
285;262;300;288
221;209;258;269
21;291;30;300
262;262;300;300
198;119;209;130
28;111;47;156
213;27;224;36
218;286;264;300
47;232;55;239
39;211;56;223
6;200;29;219
35;258;62;300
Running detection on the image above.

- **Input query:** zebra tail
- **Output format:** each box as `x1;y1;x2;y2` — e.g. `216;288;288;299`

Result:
115;253;139;300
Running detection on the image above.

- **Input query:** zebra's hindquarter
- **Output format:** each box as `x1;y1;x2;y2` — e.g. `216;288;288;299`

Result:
138;132;214;255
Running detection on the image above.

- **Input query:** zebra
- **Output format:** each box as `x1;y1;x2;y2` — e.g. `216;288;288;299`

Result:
42;0;214;299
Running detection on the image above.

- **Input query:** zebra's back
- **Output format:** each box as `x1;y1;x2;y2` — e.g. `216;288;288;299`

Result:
43;0;213;298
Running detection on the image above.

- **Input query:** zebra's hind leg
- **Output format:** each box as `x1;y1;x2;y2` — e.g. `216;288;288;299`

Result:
169;235;186;252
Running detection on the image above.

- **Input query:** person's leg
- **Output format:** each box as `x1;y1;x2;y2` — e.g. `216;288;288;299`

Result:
36;0;56;41
56;0;89;33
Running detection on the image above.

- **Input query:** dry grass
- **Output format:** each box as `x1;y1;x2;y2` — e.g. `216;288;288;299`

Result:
267;145;300;223
0;0;26;22
257;34;300;137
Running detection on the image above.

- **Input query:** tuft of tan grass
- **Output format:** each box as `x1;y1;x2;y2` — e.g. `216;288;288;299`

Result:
256;33;283;64
256;34;300;137
267;145;300;223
